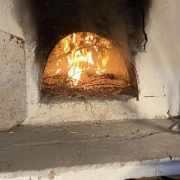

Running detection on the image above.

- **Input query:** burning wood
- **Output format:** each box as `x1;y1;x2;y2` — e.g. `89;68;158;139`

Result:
41;32;131;98
41;74;131;98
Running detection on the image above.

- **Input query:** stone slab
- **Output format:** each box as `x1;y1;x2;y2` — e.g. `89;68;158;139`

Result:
0;119;180;179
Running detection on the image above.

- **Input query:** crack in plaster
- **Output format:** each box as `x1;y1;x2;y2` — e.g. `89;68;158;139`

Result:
150;1;177;30
0;131;168;149
80;98;100;122
131;131;161;140
157;1;176;20
141;5;148;51
165;149;172;161
0;139;103;149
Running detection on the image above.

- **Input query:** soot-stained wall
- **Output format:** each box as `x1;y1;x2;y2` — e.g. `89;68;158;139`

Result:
29;0;147;96
17;0;148;96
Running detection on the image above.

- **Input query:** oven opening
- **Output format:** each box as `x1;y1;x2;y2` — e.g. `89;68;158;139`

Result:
41;32;132;98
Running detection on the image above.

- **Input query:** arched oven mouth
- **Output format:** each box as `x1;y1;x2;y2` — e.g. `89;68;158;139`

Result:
41;32;134;99
5;0;152;128
33;0;150;101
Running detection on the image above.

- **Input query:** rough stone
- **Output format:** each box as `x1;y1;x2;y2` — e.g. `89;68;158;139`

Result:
0;30;26;130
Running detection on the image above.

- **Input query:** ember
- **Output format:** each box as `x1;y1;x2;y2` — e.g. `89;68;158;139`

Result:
41;32;131;98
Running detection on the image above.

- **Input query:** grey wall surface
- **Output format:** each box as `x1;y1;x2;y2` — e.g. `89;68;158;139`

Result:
0;31;26;130
0;0;26;130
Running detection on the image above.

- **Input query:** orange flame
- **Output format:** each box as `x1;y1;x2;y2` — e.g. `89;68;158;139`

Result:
57;32;111;86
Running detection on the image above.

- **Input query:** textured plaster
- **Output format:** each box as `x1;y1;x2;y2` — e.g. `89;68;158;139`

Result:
0;0;23;38
136;0;180;117
0;30;26;130
24;96;168;126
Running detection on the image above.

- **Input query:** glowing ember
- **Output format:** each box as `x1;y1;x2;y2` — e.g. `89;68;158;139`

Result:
56;68;61;74
42;32;131;98
53;32;113;86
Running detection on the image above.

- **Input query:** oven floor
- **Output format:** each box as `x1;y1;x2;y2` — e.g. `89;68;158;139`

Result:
0;118;180;179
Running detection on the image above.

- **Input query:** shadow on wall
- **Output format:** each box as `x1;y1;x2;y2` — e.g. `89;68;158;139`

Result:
12;0;47;89
179;81;180;115
12;0;40;45
34;0;152;66
13;0;151;71
115;0;151;56
12;0;81;87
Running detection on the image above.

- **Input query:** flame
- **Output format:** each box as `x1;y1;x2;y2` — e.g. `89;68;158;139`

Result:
59;32;111;86
56;68;61;74
68;66;83;86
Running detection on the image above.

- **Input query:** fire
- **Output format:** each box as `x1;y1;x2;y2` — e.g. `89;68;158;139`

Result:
56;68;61;74
67;50;94;85
42;32;131;98
54;32;113;86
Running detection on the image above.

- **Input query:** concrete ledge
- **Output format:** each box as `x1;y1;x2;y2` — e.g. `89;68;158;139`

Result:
0;119;180;179
0;158;180;180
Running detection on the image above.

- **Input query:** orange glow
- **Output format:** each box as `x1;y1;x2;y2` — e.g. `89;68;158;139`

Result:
41;32;132;98
56;68;61;74
53;32;113;86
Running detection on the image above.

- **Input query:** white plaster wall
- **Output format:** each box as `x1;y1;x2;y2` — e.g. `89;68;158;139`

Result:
0;31;26;130
0;0;26;130
136;0;180;117
0;0;23;38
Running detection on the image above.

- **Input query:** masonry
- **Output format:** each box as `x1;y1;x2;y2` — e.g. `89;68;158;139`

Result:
0;0;180;179
1;0;180;129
